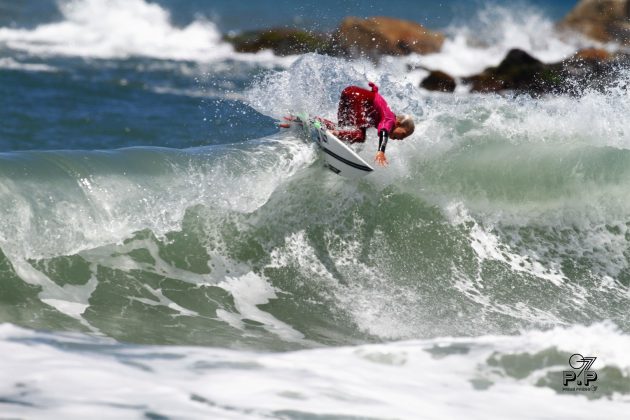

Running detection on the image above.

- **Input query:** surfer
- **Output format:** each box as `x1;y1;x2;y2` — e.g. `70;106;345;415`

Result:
333;83;414;165
282;82;414;166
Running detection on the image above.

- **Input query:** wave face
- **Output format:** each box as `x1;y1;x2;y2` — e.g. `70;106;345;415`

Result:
2;0;630;417
1;54;630;350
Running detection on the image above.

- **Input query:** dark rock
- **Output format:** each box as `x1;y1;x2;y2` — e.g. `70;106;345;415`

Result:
462;47;627;96
463;49;555;94
224;28;331;56
496;49;544;71
331;16;445;59
420;71;456;92
558;49;623;94
558;0;630;45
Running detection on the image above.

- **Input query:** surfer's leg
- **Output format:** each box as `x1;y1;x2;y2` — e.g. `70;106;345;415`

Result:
278;115;300;128
337;91;352;127
337;86;366;127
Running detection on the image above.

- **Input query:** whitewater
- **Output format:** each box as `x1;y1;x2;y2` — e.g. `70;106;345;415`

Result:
0;0;629;418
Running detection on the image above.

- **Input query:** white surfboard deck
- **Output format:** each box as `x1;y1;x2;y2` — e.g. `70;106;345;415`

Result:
291;113;374;179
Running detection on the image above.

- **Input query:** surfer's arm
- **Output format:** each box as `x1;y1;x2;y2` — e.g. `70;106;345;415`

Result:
374;129;389;167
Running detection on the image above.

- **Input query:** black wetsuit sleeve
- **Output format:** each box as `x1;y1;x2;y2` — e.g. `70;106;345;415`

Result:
378;129;389;153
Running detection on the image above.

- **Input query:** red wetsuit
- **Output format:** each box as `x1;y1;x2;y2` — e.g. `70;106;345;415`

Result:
328;82;396;143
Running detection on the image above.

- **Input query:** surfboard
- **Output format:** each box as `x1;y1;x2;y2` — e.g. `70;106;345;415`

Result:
289;113;374;179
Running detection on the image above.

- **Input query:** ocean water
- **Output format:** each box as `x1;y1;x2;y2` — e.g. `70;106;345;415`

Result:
1;0;630;418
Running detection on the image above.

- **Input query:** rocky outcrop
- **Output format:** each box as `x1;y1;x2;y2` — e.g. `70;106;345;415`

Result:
559;48;621;94
463;49;553;94
572;47;613;60
558;0;630;44
224;29;330;56
221;11;627;99
420;71;456;92
332;16;445;59
462;48;626;96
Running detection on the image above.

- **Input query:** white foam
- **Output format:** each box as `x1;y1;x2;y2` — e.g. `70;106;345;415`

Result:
131;284;199;317
268;229;424;340
446;202;566;286
217;272;307;343
413;4;594;78
40;299;89;317
0;57;57;72
0;322;628;419
8;257;99;330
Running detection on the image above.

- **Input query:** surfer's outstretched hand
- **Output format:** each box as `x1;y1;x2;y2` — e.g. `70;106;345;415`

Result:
374;151;388;167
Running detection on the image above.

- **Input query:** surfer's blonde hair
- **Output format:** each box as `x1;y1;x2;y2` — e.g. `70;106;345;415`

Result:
397;114;415;137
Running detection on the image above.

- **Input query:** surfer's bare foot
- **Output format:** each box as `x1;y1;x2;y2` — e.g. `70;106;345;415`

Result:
374;151;388;167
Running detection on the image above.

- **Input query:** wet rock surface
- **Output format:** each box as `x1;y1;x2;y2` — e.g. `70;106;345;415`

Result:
420;71;457;92
558;0;630;44
331;16;445;58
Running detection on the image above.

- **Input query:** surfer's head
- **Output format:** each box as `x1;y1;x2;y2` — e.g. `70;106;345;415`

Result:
391;114;415;139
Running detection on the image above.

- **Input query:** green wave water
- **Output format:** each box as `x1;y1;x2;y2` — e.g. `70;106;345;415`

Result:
3;86;630;350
